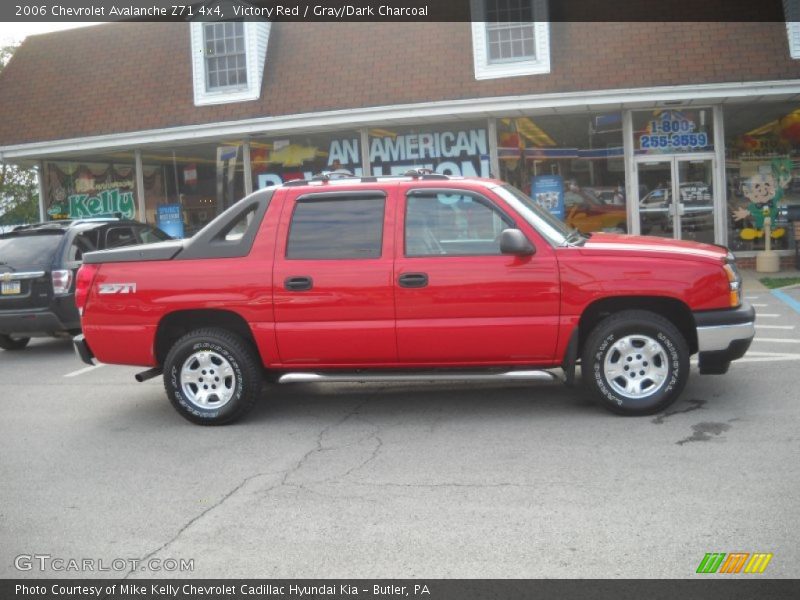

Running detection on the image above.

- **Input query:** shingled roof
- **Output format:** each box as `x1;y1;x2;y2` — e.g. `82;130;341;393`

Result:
1;21;799;147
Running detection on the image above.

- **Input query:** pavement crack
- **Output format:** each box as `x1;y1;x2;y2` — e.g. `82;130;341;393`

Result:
120;469;280;581
652;398;706;424
121;396;377;581
336;432;384;481
281;397;375;487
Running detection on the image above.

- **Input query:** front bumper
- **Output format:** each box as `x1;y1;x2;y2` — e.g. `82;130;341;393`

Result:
694;303;755;374
73;334;95;366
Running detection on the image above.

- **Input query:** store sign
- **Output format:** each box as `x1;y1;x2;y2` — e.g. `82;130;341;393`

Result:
532;175;565;219
362;129;490;177
256;128;490;188
68;188;136;219
156;203;185;239
639;111;710;153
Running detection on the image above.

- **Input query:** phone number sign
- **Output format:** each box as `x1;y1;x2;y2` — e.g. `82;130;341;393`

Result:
638;112;711;153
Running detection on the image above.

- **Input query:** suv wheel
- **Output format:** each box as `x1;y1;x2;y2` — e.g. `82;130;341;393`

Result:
0;335;31;351
163;328;262;425
582;310;689;415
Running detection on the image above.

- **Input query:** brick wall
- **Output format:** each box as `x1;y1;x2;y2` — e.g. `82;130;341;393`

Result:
1;21;799;145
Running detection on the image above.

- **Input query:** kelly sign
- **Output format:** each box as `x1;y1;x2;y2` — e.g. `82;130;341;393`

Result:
68;188;136;219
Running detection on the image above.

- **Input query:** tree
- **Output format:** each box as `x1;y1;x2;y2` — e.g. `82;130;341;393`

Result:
0;44;39;227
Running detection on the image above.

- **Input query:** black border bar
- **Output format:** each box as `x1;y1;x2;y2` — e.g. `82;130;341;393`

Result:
3;579;800;600
1;0;792;23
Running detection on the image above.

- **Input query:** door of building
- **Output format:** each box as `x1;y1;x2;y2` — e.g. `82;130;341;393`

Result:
635;155;717;244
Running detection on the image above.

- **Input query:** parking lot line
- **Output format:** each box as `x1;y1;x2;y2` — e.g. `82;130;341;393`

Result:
64;364;105;378
755;324;796;330
754;313;781;317
735;351;800;363
753;338;800;343
772;289;800;316
751;303;769;307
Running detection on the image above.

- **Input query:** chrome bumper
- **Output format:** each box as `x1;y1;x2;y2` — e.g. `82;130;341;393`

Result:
697;321;756;352
694;303;755;374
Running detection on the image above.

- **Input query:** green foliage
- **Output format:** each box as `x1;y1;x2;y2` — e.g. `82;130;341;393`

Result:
759;277;800;289
0;43;39;226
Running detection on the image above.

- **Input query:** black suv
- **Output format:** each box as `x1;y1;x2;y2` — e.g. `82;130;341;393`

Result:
0;219;170;350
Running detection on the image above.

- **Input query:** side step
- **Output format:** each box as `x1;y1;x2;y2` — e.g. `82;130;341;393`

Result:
277;370;560;384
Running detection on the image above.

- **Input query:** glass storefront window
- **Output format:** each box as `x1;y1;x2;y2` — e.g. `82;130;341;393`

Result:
250;131;361;188
724;101;800;252
43;154;138;221
497;113;626;234
139;142;246;238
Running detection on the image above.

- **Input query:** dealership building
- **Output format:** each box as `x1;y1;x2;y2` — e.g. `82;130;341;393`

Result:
1;11;800;264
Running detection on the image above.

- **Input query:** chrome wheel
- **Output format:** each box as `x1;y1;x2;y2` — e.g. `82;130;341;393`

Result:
179;350;236;409
602;334;668;400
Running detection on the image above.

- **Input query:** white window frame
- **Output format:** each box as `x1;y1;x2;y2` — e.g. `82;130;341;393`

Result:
786;1;800;58
190;22;271;106
202;22;249;92
470;0;550;80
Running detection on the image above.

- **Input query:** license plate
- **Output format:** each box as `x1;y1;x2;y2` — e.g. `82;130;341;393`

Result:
1;281;21;295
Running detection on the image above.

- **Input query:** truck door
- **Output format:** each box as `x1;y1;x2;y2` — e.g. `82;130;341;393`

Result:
272;188;397;365
394;187;560;364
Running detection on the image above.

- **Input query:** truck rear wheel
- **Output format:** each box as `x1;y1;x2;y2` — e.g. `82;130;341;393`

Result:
0;335;30;350
581;310;689;416
163;327;262;425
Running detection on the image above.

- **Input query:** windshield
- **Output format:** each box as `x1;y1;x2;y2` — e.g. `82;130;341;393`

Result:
0;232;63;268
493;184;571;246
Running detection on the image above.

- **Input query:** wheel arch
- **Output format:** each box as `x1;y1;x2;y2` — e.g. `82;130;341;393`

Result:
577;295;697;356
154;309;261;366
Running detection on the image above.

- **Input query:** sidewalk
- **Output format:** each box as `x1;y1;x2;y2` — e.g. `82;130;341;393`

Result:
741;268;800;288
741;268;800;315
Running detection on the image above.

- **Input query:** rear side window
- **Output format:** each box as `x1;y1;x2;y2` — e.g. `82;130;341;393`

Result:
0;233;63;267
286;196;385;259
104;227;137;249
138;226;171;244
66;234;96;264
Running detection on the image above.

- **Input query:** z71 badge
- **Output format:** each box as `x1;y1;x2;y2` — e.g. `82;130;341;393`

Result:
98;283;136;294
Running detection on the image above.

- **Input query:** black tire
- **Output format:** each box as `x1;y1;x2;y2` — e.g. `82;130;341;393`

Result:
163;327;262;425
0;335;31;350
581;310;689;416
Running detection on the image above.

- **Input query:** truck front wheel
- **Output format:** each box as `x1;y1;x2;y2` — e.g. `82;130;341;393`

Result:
163;327;262;425
581;310;689;416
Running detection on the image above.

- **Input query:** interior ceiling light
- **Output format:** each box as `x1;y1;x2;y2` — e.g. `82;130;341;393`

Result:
513;117;556;147
743;107;800;138
369;128;397;139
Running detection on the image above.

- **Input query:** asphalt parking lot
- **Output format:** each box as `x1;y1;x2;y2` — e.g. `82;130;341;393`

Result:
2;282;799;579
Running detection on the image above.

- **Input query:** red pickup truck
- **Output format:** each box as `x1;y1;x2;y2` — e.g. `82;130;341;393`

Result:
73;173;754;425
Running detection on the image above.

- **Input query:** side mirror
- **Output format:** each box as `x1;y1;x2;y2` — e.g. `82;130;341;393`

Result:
499;228;535;256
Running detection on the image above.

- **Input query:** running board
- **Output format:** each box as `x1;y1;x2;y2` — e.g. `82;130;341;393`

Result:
277;370;560;384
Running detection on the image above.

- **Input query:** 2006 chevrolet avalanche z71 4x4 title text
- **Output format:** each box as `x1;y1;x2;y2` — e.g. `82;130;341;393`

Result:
73;172;754;425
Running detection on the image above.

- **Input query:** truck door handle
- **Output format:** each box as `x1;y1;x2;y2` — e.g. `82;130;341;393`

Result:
284;276;313;291
398;272;428;288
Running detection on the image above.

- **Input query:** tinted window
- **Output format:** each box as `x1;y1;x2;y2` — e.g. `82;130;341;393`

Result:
287;197;385;259
66;234;96;263
0;233;63;267
405;193;511;256
139;226;171;244
104;227;137;249
223;206;256;242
